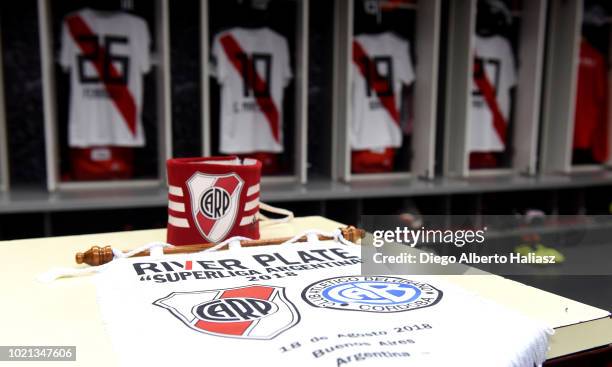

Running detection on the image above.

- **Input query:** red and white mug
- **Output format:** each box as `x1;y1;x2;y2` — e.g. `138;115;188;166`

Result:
166;156;262;246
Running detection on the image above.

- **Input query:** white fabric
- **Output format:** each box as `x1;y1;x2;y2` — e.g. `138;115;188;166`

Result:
94;240;550;367
211;27;292;154
37;241;172;283
469;35;517;152
59;8;150;148
351;32;415;150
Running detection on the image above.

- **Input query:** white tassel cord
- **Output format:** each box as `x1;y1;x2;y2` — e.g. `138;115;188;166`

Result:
257;202;294;226
279;228;356;247
112;241;174;259
38;228;356;282
37;241;173;283
202;228;355;253
202;236;255;253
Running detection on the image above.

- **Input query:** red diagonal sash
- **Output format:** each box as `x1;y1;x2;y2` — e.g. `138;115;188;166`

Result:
473;57;507;143
219;34;280;143
66;15;137;136
352;40;400;125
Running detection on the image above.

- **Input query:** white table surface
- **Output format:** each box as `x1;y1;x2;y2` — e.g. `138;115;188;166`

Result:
0;216;610;366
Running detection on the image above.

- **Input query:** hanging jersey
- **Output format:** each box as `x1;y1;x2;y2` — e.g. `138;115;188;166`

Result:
211;27;292;154
469;35;517;153
59;8;151;148
351;32;414;150
573;39;609;163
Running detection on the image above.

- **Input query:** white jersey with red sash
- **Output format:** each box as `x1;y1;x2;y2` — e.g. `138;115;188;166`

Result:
211;27;292;154
351;32;414;150
469;35;517;153
59;8;150;148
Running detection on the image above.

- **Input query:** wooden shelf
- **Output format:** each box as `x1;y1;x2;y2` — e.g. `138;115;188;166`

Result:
2;171;612;214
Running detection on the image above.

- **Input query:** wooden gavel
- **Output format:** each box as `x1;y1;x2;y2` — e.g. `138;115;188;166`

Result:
76;226;366;267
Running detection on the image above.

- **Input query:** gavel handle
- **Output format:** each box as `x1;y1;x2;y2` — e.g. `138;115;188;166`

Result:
75;226;365;266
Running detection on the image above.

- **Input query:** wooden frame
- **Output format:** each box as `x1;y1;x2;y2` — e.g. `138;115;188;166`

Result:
0;19;8;191
444;0;547;177
200;0;309;184
541;0;612;173
332;0;440;182
37;0;173;191
540;0;582;174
